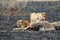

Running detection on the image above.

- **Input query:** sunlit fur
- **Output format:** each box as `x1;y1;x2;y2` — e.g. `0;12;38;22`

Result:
16;20;30;30
30;12;47;23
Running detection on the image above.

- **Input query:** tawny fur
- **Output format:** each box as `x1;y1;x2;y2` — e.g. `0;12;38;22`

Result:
30;12;47;23
16;20;30;30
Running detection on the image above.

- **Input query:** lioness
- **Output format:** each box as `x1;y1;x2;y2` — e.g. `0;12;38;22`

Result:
16;20;30;30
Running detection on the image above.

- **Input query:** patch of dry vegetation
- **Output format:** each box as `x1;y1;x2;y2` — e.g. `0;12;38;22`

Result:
0;7;27;16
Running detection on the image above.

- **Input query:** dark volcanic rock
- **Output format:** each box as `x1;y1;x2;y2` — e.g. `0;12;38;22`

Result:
0;30;60;40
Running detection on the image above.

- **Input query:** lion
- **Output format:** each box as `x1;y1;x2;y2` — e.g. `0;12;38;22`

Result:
30;12;47;23
16;20;30;29
12;20;30;31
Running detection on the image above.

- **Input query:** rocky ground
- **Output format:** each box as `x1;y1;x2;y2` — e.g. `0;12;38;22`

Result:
0;30;60;40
